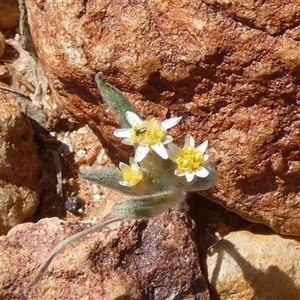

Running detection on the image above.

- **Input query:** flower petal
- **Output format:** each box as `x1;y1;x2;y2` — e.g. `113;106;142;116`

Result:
151;143;168;159
185;172;195;182
174;169;185;176
184;134;195;147
121;138;135;145
114;128;131;138
119;180;130;186
129;157;139;169
134;145;148;162
162;135;173;145
195;167;209;178
196;140;208;154
126;111;142;126
161;116;182;130
119;162;128;171
167;143;181;162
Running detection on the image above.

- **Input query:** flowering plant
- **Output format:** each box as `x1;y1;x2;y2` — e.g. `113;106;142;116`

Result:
29;73;217;287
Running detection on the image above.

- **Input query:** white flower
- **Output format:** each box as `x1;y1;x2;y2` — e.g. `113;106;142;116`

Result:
119;158;143;186
167;134;209;182
114;111;182;162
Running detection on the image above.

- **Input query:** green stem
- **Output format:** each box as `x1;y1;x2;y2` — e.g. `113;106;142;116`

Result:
28;216;123;288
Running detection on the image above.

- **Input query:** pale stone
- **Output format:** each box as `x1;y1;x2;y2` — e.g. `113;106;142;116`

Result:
207;230;300;300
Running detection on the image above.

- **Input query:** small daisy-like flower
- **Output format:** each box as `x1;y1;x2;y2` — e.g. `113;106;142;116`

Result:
119;158;143;187
114;111;182;162
168;134;209;182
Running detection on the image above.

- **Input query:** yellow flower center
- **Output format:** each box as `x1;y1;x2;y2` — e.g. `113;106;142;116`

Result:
177;145;205;173
121;165;143;186
130;118;167;146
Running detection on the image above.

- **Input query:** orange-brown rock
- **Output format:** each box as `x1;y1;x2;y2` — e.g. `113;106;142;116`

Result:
0;32;5;58
0;213;210;299
24;1;300;235
0;0;19;31
0;92;41;234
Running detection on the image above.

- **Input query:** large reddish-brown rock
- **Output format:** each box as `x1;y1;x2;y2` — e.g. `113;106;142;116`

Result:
24;0;300;235
0;212;210;299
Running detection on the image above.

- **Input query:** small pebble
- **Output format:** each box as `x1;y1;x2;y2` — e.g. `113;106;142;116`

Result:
76;149;86;158
65;197;84;214
93;194;101;201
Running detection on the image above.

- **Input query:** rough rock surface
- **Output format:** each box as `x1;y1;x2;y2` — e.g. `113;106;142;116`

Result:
24;0;300;235
0;92;40;234
0;32;5;59
207;229;300;300
0;212;210;300
0;0;19;31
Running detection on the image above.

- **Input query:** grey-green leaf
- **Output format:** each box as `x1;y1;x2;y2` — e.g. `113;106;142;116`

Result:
112;190;186;219
95;72;137;127
80;168;139;195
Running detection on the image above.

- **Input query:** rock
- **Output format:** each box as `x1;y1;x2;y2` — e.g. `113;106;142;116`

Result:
207;229;300;300
0;0;19;31
24;1;300;235
0;213;210;299
203;0;300;36
0;32;5;59
0;91;40;234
